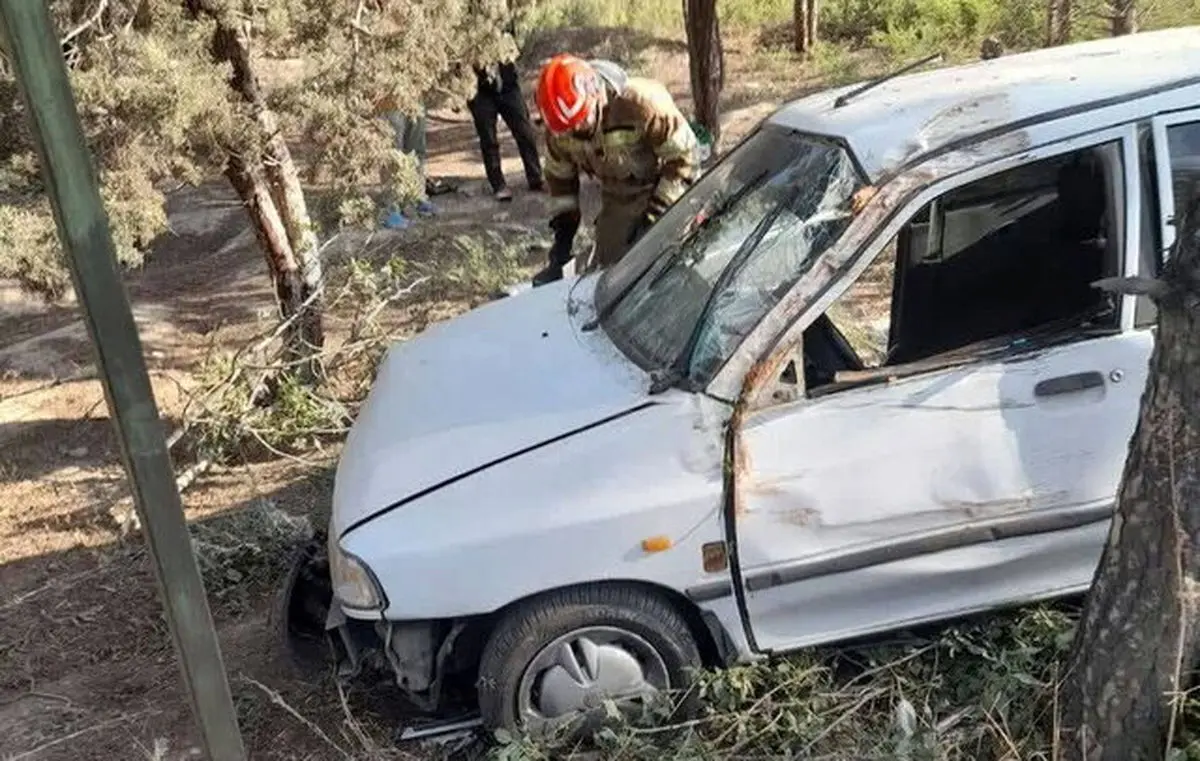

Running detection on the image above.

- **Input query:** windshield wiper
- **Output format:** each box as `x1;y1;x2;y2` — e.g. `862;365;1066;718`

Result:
685;168;769;245
648;366;683;395
657;182;800;391
642;168;773;293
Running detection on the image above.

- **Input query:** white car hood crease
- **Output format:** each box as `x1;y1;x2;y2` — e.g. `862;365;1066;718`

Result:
332;278;653;537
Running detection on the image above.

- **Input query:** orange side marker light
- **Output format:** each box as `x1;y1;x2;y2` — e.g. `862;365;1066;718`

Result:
641;535;673;553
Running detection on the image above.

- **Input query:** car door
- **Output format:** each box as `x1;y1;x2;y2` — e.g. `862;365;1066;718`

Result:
731;125;1153;654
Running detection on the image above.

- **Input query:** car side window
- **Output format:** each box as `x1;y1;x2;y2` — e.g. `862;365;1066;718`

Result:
804;141;1126;395
1166;121;1200;233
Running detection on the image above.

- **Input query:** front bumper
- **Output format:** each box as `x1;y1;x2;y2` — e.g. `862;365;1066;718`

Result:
279;529;468;714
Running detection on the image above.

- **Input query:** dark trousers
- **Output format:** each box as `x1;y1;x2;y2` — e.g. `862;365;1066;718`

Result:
468;87;543;192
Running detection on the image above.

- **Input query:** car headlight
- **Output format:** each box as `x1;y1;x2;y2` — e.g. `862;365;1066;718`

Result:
328;533;385;611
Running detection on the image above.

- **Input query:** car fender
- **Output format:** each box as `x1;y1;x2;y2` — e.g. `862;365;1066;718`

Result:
341;391;733;623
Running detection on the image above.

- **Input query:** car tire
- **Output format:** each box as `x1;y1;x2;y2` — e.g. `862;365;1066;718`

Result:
476;583;702;735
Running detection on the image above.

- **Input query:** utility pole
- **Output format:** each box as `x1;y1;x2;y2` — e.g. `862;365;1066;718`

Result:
0;3;247;759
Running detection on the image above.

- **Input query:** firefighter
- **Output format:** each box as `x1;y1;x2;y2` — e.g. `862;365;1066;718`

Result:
531;54;699;286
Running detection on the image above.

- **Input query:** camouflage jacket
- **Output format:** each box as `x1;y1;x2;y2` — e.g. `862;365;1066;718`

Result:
543;72;699;220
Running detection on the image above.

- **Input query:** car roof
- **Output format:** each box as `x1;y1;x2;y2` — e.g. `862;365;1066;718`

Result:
768;26;1200;181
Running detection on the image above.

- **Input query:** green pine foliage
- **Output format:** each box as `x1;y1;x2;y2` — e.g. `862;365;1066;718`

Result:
0;0;532;298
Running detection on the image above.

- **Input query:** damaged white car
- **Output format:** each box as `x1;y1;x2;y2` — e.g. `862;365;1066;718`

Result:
281;28;1200;735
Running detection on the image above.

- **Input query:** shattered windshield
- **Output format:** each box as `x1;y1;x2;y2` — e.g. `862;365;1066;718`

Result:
595;124;865;388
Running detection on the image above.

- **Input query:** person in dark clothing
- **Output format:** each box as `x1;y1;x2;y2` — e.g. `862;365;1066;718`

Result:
469;59;545;201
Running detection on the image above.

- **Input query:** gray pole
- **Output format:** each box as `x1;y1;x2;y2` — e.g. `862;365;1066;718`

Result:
0;3;246;759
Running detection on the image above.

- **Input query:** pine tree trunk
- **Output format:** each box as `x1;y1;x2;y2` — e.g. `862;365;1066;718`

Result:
805;0;819;53
793;0;818;56
794;0;808;55
1060;195;1200;760
190;0;324;382
261;121;324;367
1048;0;1073;45
223;155;315;378
684;0;724;149
1108;0;1137;35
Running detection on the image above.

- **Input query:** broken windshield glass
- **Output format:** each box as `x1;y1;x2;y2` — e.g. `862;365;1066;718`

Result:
597;125;865;387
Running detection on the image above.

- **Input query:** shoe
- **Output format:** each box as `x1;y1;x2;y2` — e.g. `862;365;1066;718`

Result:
531;263;564;286
495;187;514;202
426;178;454;196
416;200;437;217
382;210;411;230
529;178;546;193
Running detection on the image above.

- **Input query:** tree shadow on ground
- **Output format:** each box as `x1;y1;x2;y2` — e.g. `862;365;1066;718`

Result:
0;301;80;355
0;417;122;481
124;182;270;337
0;459;417;760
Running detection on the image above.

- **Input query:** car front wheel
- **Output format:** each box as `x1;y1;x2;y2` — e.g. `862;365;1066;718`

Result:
476;584;702;735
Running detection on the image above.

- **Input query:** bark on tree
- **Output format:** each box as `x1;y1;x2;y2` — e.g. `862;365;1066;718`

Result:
1107;0;1138;36
1060;194;1200;761
683;0;724;150
793;0;818;56
189;0;325;383
1047;0;1072;46
223;154;315;379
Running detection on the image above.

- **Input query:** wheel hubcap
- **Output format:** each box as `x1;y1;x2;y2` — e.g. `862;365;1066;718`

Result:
518;626;669;730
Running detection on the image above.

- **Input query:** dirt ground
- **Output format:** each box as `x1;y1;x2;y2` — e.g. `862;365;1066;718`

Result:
0;31;835;761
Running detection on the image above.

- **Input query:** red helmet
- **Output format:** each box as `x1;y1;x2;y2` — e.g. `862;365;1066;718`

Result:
535;54;602;135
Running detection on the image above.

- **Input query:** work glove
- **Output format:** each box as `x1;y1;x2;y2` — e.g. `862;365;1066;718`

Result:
533;209;581;287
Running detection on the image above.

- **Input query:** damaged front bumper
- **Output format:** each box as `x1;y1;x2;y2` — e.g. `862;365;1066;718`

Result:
278;532;471;713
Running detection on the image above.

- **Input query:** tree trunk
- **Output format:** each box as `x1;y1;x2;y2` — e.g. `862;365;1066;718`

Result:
223;155;316;377
805;0;818;53
190;0;324;382
1108;0;1137;35
793;0;819;56
683;0;724;150
1060;194;1200;760
794;0;807;55
1047;0;1072;46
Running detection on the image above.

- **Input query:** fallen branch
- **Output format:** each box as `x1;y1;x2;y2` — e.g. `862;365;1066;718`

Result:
174;457;214;493
60;0;110;47
109;242;429;533
243;675;354;761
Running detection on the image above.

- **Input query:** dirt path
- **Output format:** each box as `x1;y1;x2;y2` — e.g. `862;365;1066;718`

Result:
0;30;813;760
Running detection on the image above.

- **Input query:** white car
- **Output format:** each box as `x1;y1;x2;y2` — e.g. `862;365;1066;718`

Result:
282;28;1200;734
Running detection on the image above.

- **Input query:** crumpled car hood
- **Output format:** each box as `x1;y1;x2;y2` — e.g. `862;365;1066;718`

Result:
332;277;651;538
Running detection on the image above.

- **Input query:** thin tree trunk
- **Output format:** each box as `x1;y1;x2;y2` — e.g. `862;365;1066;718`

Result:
683;0;723;150
189;0;324;382
1060;194;1200;760
793;0;818;56
794;0;807;55
223;154;316;381
1048;0;1072;45
1108;0;1137;35
805;0;818;53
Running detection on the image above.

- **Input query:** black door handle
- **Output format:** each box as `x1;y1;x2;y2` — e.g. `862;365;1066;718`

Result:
1034;371;1105;398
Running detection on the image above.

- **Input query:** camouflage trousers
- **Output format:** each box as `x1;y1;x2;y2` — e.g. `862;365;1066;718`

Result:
577;187;655;275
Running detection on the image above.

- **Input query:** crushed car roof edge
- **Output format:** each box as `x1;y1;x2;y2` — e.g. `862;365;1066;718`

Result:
768;26;1200;181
